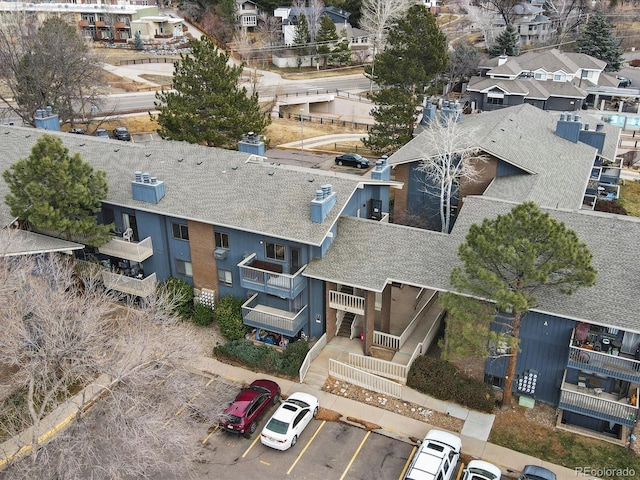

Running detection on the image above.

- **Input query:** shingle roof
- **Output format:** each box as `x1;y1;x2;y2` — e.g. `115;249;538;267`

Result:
304;196;640;333
0;229;84;257
389;104;602;210
0;127;382;246
467;76;587;99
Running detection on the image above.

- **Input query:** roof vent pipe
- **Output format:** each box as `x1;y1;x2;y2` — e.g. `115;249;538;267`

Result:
135;171;142;182
584;124;590;131
574;114;581;123
151;177;157;184
143;172;150;183
596;124;604;132
315;190;324;201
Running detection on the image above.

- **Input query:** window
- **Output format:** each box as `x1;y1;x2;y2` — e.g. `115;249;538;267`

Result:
172;223;189;241
553;73;566;82
215;231;230;249
218;269;232;286
534;72;544;80
488;97;504;105
266;242;285;261
175;259;193;277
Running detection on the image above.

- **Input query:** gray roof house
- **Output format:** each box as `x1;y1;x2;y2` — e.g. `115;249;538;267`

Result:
468;49;616;112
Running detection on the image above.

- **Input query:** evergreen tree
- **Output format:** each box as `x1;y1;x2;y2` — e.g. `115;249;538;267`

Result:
133;30;144;50
487;23;520;58
316;15;339;68
449;202;597;407
332;29;352;66
154;36;270;148
576;10;623;72
365;87;418;154
364;5;448;154
293;13;310;67
2;135;111;246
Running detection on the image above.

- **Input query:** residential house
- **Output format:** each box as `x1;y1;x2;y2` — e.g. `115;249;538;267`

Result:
236;0;259;30
0;2;179;42
468;49;616;112
2;102;638;444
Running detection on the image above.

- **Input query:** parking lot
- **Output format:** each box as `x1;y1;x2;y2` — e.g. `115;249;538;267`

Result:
190;400;417;480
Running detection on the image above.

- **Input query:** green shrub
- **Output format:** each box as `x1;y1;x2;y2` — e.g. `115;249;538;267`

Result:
192;303;214;326
213;338;309;378
159;277;194;319
280;340;309;376
407;356;494;413
213;295;248;340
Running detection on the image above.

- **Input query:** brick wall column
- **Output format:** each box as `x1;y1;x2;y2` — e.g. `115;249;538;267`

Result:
363;290;376;355
325;282;337;341
381;283;392;333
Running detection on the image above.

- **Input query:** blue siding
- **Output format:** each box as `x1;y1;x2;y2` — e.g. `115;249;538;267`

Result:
485;312;574;405
495;161;524;177
164;217;192;282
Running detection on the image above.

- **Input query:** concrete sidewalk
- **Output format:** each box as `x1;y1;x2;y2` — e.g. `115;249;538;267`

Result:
189;356;585;480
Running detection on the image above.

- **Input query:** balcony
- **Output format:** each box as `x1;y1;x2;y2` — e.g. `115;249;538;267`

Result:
568;345;640;383
329;290;365;316
238;253;306;299
558;382;638;427
242;293;307;337
102;271;157;297
98;236;153;263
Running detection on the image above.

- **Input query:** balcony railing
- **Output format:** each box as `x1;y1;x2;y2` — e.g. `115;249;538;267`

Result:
102;271;157;297
98;236;153;263
329;290;365;316
558;382;638;427
237;253;306;299
241;293;307;337
568;345;640;383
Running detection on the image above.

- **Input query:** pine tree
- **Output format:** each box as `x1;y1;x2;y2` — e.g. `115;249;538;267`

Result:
449;202;597;407
332;30;352;67
293;13;310;67
2;135;111;246
364;5;448;154
576;10;623;72
154;36;270;148
133;31;144;50
487;24;520;58
316;15;339;69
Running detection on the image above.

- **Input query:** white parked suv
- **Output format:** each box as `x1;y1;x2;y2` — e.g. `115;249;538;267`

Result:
403;429;462;480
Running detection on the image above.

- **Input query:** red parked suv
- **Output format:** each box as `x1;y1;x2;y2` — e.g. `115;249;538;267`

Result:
219;379;280;437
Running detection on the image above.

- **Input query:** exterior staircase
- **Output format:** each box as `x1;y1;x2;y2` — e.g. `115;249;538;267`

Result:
337;311;355;338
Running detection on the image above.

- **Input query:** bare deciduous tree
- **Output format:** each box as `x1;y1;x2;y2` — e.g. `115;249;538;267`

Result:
413;116;486;233
546;0;588;45
360;0;413;51
0;234;231;479
460;0;501;47
0;11;105;127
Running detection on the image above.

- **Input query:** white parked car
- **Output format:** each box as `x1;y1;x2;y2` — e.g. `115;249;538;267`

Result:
462;460;502;480
260;392;319;450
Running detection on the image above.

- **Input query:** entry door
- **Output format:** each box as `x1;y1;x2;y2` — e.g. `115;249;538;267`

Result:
290;247;301;273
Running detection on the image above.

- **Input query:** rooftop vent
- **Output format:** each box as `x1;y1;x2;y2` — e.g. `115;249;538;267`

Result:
311;183;337;224
238;132;266;156
371;155;391;181
132;170;165;204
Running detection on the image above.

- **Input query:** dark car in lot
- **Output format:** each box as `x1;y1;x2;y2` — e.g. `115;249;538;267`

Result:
335;153;370;169
518;465;556;480
113;126;131;141
617;76;632;88
219;379;280;437
93;128;110;138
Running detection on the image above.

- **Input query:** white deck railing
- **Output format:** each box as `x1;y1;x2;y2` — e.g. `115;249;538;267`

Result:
101;271;157;297
329;290;365;316
559;384;638;424
98;236;153;263
329;359;402;398
299;333;327;383
242;293;307;334
373;290;438;351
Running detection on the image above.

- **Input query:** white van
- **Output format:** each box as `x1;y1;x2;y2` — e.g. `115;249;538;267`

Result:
403;429;462;480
